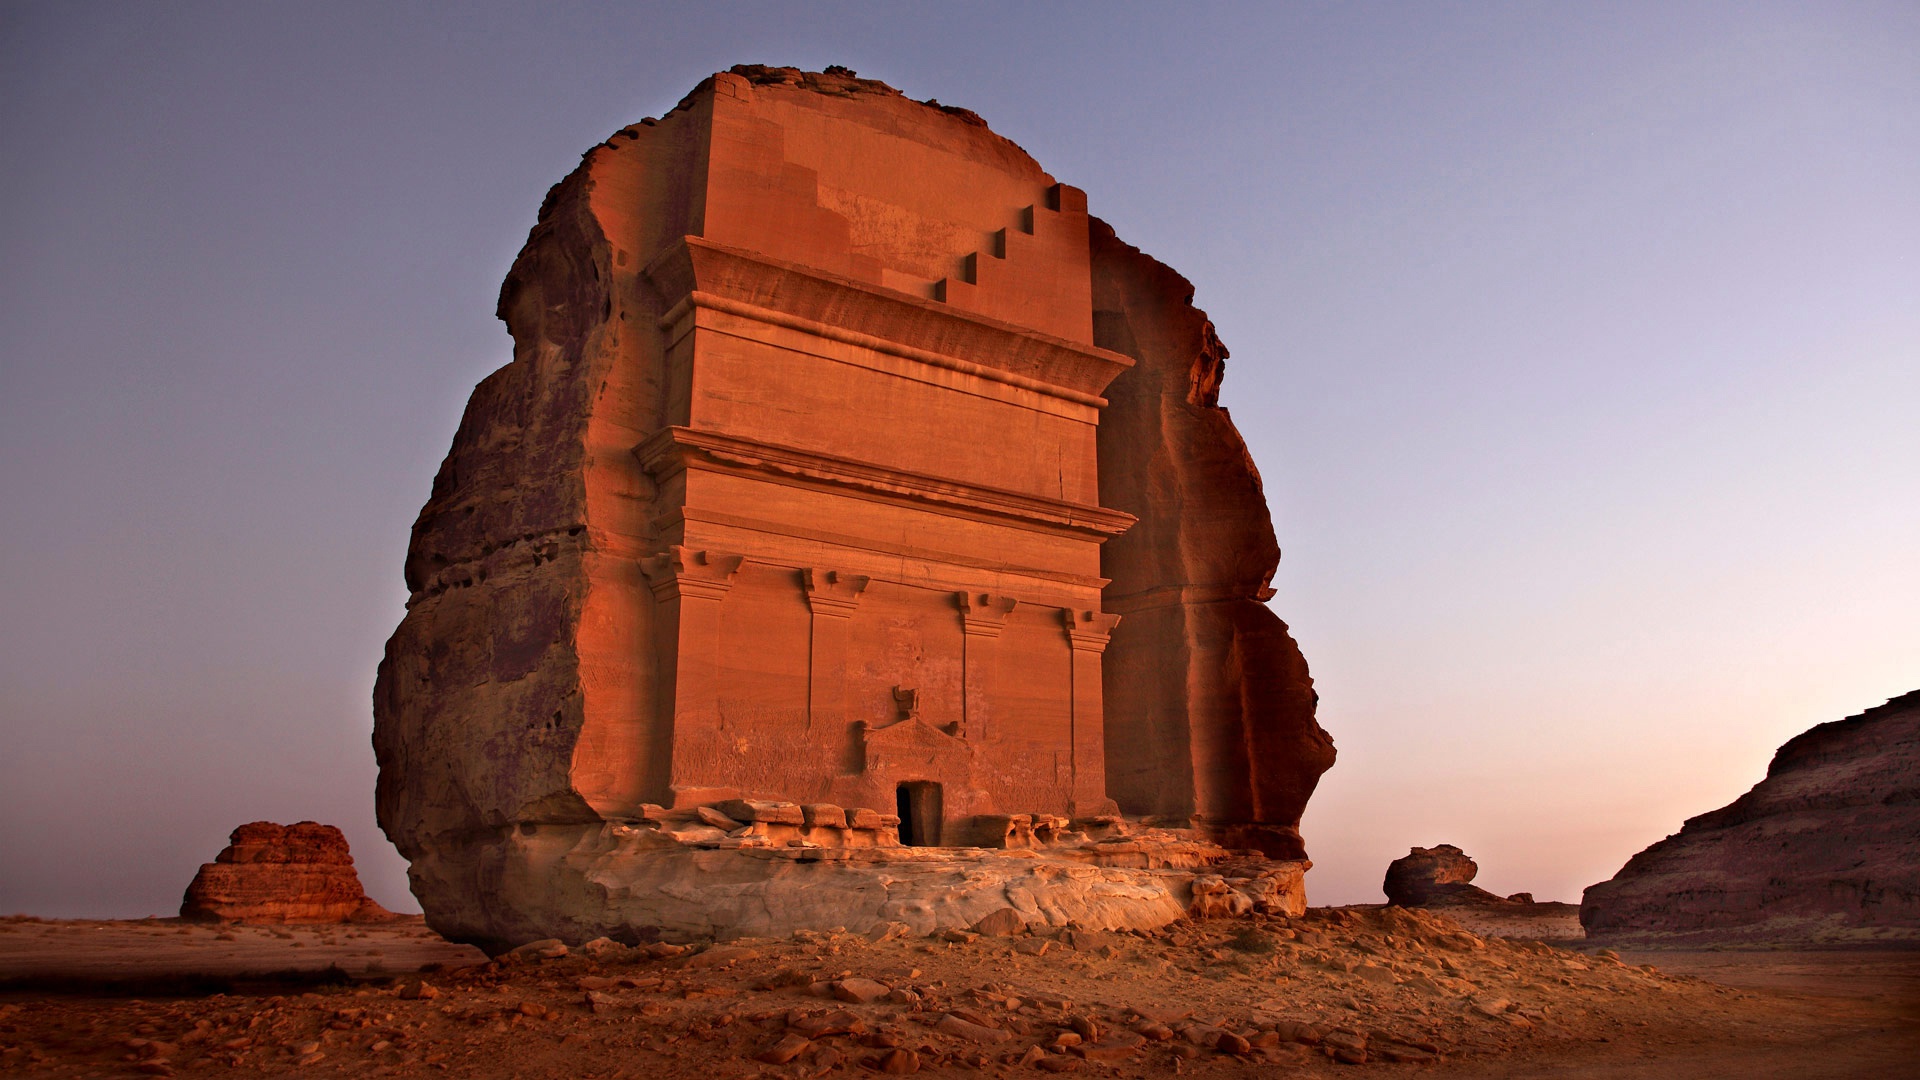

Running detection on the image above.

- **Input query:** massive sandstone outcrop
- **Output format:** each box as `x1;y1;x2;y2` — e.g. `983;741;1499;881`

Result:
1582;690;1920;944
180;822;394;924
373;66;1332;947
1092;224;1334;859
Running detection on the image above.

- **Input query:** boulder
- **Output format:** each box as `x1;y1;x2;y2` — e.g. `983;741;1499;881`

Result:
1383;844;1503;907
180;821;394;924
1582;690;1920;944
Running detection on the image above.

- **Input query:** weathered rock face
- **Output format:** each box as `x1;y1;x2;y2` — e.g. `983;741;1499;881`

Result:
1091;224;1336;859
180;822;394;924
413;823;1302;948
373;65;1330;946
1384;844;1491;906
1582;690;1920;944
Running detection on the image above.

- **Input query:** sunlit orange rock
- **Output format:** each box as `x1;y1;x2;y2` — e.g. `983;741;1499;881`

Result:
373;66;1333;945
180;822;393;924
1092;223;1336;858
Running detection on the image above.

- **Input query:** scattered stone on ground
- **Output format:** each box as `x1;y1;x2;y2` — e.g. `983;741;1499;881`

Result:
5;905;1914;1078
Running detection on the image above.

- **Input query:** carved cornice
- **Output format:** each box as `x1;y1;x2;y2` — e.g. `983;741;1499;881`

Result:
858;715;973;756
661;503;1114;592
639;545;744;603
1061;608;1122;653
645;236;1135;405
803;567;870;618
636;425;1135;539
956;591;1018;638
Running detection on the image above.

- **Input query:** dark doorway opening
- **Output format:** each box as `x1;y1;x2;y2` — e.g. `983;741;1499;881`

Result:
895;781;943;846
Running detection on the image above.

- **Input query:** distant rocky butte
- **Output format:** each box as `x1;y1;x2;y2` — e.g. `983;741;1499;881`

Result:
373;65;1333;949
1582;690;1920;944
180;822;395;925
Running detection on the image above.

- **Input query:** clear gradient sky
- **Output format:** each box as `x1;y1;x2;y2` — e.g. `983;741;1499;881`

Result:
2;2;1915;917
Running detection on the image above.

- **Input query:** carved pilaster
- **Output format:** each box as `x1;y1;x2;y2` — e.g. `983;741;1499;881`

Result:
803;567;870;617
956;592;1018;742
637;547;743;803
1063;608;1120;653
958;592;1017;637
640;546;744;602
803;568;869;731
1061;608;1121;815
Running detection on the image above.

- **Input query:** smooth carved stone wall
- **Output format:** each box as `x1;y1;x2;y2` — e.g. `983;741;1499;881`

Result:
1581;690;1920;944
374;66;1332;943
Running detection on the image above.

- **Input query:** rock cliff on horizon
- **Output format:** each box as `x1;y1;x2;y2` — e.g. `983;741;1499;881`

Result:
1582;690;1920;944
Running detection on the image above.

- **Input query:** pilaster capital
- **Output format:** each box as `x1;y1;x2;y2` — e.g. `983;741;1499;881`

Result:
957;591;1018;638
640;546;744;603
803;567;871;618
1061;608;1121;653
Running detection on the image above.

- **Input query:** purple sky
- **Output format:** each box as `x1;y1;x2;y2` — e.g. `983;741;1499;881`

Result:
2;3;1914;917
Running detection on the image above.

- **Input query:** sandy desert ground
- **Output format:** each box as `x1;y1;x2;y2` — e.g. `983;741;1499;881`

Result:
1;909;1914;1079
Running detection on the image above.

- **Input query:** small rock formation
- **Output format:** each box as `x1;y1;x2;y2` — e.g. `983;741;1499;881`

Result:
1383;844;1513;907
180;822;394;924
1583;690;1920;944
1383;844;1582;941
1382;837;1543;903
373;65;1332;949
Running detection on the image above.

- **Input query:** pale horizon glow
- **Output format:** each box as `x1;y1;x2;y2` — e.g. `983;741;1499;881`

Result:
2;2;1914;917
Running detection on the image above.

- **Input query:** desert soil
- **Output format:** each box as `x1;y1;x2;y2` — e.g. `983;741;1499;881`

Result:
1;908;1914;1079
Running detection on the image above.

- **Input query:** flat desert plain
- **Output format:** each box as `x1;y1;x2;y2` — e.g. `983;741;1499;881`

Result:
1;909;1914;1078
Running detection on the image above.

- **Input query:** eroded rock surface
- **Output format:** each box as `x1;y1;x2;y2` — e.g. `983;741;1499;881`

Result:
1092;224;1336;859
409;823;1304;953
180;822;394;925
373;65;1329;947
1582;690;1920;944
1384;845;1495;907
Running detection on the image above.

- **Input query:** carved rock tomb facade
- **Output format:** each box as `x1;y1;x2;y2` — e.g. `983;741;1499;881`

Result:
374;67;1335;947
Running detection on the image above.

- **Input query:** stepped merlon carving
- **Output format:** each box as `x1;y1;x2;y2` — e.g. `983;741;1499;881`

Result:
933;184;1093;344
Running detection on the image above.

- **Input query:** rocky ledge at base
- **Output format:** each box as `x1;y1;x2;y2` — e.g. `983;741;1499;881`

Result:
414;810;1306;954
